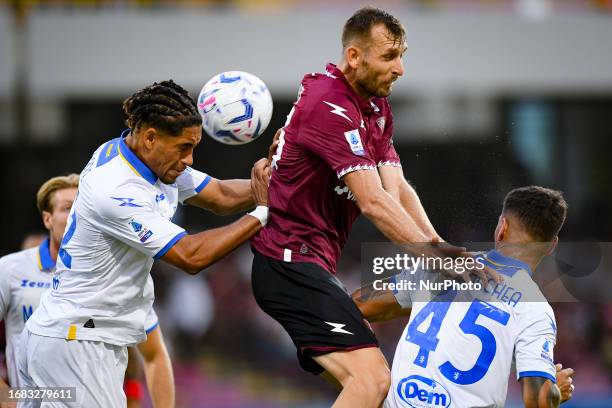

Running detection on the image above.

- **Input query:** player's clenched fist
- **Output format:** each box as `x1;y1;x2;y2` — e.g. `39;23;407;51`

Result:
251;158;270;206
556;363;575;403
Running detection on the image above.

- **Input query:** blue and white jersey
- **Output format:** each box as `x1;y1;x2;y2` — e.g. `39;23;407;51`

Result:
385;250;557;408
0;240;54;386
0;238;161;385
27;131;209;347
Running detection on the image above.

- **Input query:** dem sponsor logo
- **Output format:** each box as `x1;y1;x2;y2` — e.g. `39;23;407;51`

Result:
396;375;451;408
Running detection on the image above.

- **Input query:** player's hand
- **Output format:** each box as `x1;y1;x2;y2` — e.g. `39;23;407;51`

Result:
251;158;270;206
267;128;282;164
429;238;502;284
555;363;574;402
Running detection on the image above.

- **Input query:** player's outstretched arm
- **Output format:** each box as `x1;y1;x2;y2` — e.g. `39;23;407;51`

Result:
162;214;263;274
351;279;410;322
344;169;433;245
520;377;562;408
137;326;175;408
378;166;440;241
162;159;269;274
185;178;254;216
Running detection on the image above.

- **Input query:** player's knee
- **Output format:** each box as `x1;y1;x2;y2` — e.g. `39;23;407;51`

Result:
372;366;391;399
352;365;390;400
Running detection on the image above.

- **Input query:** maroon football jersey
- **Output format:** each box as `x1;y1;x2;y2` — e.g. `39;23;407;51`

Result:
251;63;401;274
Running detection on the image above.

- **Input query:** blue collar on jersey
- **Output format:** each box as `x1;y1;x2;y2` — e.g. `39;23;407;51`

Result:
482;249;533;277
118;130;158;185
37;238;55;271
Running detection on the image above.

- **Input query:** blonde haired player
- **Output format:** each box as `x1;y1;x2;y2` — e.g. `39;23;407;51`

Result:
0;175;173;408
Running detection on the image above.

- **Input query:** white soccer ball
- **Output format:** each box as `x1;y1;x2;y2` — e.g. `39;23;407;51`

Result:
197;71;273;145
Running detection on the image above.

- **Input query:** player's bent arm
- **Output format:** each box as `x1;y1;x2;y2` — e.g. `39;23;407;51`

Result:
161;214;263;274
351;282;410;322
137;326;174;408
185;178;254;215
344;169;431;244
378;166;441;242
521;377;561;408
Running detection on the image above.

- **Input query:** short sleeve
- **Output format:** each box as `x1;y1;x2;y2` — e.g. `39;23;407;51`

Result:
299;102;377;179
515;306;557;383
375;108;401;168
0;257;12;321
392;267;437;308
144;307;159;334
391;269;414;309
176;167;212;204
94;183;186;260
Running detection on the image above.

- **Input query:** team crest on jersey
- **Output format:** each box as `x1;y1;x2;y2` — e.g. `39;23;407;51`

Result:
344;129;365;156
376;117;386;131
396;375;452;408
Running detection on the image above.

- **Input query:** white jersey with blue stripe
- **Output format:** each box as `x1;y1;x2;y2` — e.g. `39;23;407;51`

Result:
0;238;160;385
385;250;557;408
27;131;208;346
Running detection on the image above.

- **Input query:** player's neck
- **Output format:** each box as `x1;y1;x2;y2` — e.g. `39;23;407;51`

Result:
495;242;546;274
124;132;149;168
48;237;60;264
338;61;373;102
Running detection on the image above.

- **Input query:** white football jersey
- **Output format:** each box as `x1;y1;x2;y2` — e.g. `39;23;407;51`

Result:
27;132;209;346
385;250;557;408
0;238;161;385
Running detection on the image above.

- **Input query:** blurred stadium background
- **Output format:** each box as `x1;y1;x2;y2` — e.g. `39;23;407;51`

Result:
1;0;611;407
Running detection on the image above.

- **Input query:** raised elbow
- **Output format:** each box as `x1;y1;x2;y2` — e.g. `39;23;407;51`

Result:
174;248;207;275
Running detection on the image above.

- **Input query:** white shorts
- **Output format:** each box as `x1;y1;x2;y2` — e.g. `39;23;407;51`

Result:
16;329;128;408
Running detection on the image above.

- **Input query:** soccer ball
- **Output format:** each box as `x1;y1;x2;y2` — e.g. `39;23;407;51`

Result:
197;71;273;145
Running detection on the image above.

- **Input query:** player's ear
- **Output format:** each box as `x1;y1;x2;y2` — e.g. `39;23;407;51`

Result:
41;211;53;230
345;45;361;69
142;127;158;150
546;236;559;256
494;215;508;242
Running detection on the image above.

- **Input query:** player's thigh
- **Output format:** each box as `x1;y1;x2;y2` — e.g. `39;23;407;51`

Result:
314;346;390;386
26;335;127;408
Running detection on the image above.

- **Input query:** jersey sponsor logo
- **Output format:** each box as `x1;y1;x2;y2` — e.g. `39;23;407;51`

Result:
324;321;353;335
20;279;51;289
323;101;353;123
396;375;452;408
344;129;365;156
377;117;386;131
22;305;34;323
52;275;60;290
334;185;356;201
111;197;143;207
